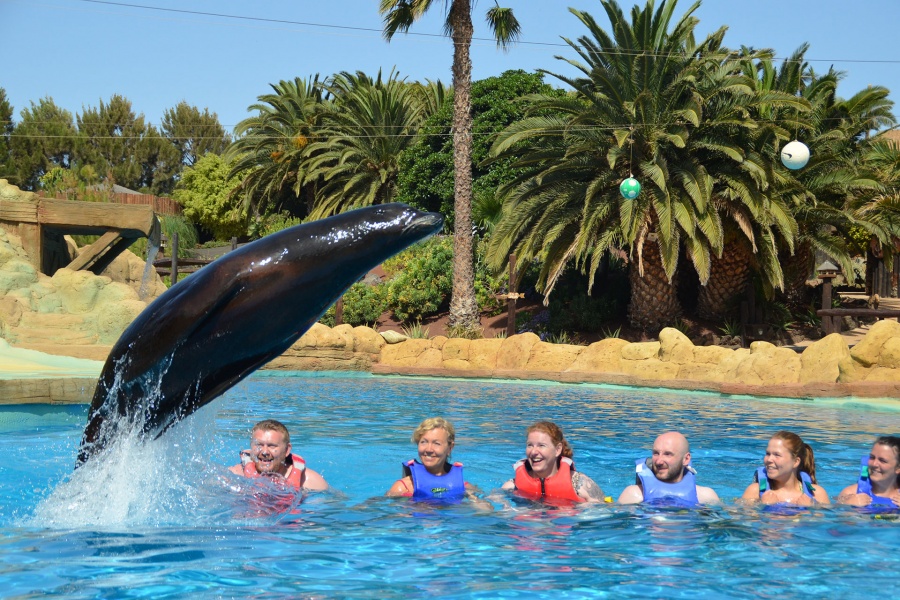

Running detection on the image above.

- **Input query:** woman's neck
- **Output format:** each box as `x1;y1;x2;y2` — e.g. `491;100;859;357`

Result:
768;472;801;492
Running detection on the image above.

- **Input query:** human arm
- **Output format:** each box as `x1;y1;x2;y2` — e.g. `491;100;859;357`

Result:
385;476;413;497
572;472;606;503
501;479;515;491
228;464;243;476
696;485;720;505
617;484;644;504
836;483;871;506
302;468;329;491
740;482;760;503
812;484;830;505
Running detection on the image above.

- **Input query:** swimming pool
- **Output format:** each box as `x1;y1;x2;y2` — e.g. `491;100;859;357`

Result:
2;373;898;598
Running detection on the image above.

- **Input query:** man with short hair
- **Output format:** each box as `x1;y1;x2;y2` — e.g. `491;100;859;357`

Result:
229;419;328;491
617;431;719;505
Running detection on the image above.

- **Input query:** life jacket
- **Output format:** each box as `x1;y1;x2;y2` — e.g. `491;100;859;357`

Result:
635;458;699;506
402;459;466;502
856;455;897;507
513;456;584;503
241;451;307;490
755;466;814;501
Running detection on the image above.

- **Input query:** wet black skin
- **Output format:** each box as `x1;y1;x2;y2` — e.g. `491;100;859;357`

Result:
77;204;443;467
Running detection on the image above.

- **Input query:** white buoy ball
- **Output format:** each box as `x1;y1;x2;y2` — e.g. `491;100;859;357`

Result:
620;177;641;199
781;140;810;170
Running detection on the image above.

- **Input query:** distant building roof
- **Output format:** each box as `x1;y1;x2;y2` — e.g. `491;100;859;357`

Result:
877;129;900;147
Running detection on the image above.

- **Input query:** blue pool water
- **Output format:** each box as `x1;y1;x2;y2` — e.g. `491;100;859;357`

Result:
1;373;899;598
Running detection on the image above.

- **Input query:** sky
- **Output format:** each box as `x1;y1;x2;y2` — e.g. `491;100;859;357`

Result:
3;0;900;133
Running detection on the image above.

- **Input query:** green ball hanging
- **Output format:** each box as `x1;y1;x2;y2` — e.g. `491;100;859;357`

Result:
620;177;641;199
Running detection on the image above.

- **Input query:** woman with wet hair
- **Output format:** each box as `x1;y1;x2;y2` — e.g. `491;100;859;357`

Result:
503;421;605;504
741;430;830;505
837;435;900;508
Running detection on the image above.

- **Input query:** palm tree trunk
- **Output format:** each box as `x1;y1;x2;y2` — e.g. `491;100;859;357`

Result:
696;240;753;320
781;241;814;311
628;239;681;333
447;0;480;331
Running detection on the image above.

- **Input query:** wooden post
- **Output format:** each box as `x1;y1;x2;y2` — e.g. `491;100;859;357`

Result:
231;237;237;252
335;297;344;326
820;273;835;334
507;253;518;337
171;232;179;285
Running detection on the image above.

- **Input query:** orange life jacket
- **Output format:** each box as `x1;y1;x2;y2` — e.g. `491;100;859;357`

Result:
241;452;307;490
513;456;583;503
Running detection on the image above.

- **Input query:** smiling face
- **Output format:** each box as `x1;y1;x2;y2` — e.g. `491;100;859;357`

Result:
868;443;900;491
525;431;563;479
764;437;801;483
250;428;292;477
417;427;454;475
651;432;691;483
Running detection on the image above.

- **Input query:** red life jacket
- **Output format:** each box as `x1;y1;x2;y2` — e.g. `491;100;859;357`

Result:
513;456;583;503
242;452;307;490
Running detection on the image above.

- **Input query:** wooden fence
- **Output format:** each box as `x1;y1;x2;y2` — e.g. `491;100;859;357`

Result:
52;192;182;216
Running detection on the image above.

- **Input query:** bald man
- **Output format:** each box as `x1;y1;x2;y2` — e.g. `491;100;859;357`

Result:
617;431;720;505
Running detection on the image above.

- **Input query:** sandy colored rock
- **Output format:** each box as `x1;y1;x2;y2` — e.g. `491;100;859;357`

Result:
850;319;900;367
380;338;434;366
93;245;167;301
732;342;801;385
567;338;628;373
496;333;540;370
799;333;850;384
677;362;723;382
442;358;472;370
525;342;584;371
442;338;471;362
468;338;503;370
415;347;444;369
878;336;900;369
863;366;900;382
294;323;334;349
692;345;735;365
331;324;357;350
431;335;448;350
380;330;408;344
658;328;694;364
621;341;660;361
352;326;385;355
619;358;680;380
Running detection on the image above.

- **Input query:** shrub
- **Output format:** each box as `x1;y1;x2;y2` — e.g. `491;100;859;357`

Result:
319;282;389;327
384;236;453;322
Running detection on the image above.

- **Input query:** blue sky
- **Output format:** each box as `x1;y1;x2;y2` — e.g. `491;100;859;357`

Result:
3;0;900;132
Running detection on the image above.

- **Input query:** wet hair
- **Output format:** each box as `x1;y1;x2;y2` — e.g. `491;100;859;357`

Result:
526;421;574;459
412;417;456;445
873;435;900;485
771;430;817;484
252;419;290;445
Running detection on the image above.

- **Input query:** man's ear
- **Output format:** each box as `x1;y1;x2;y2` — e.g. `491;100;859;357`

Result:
683;452;691;466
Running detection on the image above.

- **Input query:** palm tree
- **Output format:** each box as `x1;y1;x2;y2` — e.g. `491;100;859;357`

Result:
487;0;798;332
380;0;521;332
227;76;328;221
302;70;428;219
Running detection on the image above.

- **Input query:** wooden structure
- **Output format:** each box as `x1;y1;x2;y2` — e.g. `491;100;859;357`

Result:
0;195;159;276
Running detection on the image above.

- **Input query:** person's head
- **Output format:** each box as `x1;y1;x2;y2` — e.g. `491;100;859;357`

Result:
869;435;900;489
650;431;691;483
765;430;817;484
250;419;292;476
524;421;573;473
412;417;456;474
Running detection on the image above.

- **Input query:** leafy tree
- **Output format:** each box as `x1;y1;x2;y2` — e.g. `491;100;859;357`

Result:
9;97;77;190
303;70;427;219
160;101;231;167
228;76;328;220
75;94;154;190
396;70;559;229
0;88;12;182
173;153;247;240
380;0;522;333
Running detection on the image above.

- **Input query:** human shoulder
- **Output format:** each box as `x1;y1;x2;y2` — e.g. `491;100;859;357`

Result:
302;468;329;491
696;485;720;505
812;483;830;505
740;482;760;502
386;476;413;497
501;479;515;491
617;483;644;504
836;483;859;503
229;463;243;476
572;471;605;503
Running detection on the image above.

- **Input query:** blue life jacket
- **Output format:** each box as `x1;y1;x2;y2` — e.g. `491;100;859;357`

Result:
635;458;699;506
755;466;815;500
403;460;466;503
856;455;897;507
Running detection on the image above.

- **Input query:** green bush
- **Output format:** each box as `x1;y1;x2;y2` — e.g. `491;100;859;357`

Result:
319;282;389;327
384;236;453;322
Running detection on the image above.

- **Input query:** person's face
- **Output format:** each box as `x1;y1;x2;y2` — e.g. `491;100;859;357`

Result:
251;429;292;476
868;443;900;488
525;431;562;475
651;436;689;483
764;438;800;482
417;427;454;474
